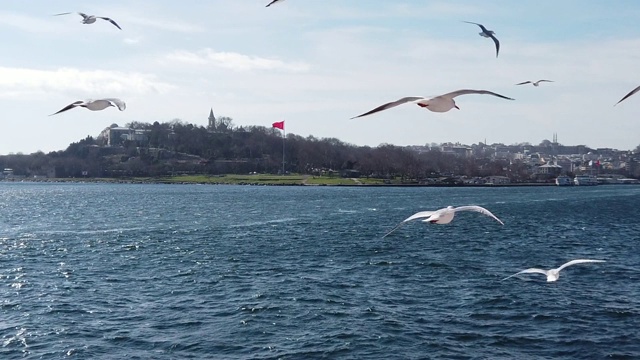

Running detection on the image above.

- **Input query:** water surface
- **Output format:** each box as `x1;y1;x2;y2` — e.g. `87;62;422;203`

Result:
1;183;639;359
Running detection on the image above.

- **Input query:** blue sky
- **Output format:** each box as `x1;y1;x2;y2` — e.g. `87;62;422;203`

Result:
2;0;640;155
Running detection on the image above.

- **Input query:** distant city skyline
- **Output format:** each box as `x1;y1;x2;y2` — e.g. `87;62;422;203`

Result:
2;1;640;155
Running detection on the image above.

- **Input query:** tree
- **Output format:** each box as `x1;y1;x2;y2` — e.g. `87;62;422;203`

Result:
215;116;234;132
125;121;148;129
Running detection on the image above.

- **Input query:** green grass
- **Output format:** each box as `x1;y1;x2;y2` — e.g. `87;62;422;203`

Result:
140;174;391;185
153;174;306;185
41;174;393;186
304;176;357;185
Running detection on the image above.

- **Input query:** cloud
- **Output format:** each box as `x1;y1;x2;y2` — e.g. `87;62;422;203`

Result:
123;37;142;45
0;67;174;98
164;48;310;72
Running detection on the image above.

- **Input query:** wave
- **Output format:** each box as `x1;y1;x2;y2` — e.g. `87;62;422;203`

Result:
230;217;299;227
32;227;145;235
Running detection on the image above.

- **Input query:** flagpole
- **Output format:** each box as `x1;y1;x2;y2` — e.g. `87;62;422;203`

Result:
271;121;286;175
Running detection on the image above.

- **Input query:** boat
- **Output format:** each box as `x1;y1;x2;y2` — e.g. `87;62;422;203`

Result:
555;175;573;186
574;175;598;186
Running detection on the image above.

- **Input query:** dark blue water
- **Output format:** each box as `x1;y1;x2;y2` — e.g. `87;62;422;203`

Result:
1;183;639;359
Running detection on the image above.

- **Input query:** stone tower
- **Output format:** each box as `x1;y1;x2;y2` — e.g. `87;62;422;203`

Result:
208;108;216;131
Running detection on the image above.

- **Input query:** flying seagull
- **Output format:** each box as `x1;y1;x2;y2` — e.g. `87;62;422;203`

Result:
464;21;500;57
350;89;514;119
502;259;606;282
266;0;285;7
382;205;504;238
54;12;122;30
614;85;640;106
49;98;126;116
516;80;554;87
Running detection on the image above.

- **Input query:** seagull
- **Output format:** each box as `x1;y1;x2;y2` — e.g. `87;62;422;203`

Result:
49;98;126;116
54;12;122;30
266;0;285;7
464;21;500;57
382;205;504;238
350;89;514;119
614;85;640;106
515;80;554;87
502;259;606;282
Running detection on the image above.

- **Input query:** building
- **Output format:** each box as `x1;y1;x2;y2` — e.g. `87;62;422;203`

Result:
98;124;150;146
208;108;216;131
440;145;472;158
536;162;563;176
1;168;13;179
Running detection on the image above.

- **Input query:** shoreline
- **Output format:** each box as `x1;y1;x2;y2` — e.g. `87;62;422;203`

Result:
0;177;624;187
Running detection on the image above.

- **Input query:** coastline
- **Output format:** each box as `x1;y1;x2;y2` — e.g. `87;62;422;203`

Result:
0;177;573;187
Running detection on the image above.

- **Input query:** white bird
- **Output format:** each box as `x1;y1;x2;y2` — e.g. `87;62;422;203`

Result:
614;85;640;106
350;89;514;119
464;21;500;57
516;80;554;87
502;259;606;282
54;12;122;30
382;205;504;238
266;0;285;7
49;98;126;116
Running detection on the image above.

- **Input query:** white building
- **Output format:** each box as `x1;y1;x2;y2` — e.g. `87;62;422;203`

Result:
98;125;149;146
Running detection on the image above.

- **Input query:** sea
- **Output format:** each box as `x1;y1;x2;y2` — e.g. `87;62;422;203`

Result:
0;182;639;359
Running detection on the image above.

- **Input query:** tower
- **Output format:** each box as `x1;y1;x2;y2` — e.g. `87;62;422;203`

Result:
208;108;216;131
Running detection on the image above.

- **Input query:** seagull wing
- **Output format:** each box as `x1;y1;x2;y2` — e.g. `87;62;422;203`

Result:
102;98;126;111
440;89;514;101
452;205;504;225
615;85;640;106
515;81;532;85
502;268;548;281
462;21;487;32
489;33;500;57
98;17;122;30
403;210;436;223
350;96;425;119
53;12;72;16
537;80;554;83
266;0;283;7
49;101;84;116
382;210;434;238
78;12;90;20
556;259;606;272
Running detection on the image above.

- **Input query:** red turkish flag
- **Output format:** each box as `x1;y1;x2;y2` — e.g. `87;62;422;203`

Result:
272;121;284;130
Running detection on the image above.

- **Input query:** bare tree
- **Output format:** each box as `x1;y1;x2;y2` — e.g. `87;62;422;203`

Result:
215;116;234;132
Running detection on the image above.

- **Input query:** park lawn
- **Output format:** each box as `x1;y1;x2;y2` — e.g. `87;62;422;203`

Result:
134;174;390;185
154;174;306;185
304;177;356;185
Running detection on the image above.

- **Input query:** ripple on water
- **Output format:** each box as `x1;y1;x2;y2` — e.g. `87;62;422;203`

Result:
0;183;639;359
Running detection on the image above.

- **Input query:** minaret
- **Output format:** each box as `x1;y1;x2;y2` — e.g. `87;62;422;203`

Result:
208;108;216;130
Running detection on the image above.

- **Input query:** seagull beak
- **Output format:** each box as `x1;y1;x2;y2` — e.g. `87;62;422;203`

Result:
454;105;460;110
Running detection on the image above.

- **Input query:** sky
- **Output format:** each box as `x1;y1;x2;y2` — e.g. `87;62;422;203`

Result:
2;0;640;155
